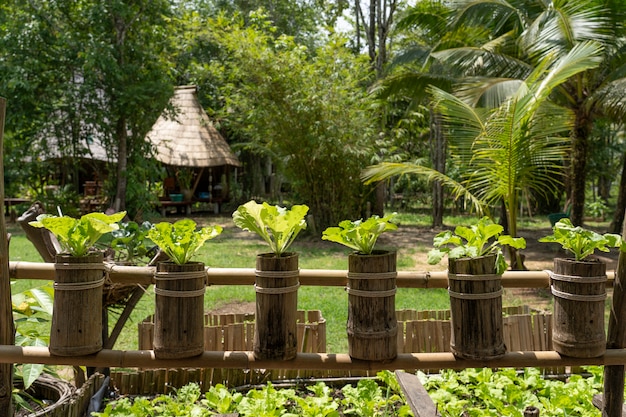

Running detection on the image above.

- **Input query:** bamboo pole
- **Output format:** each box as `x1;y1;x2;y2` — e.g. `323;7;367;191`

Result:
8;262;617;288
603;210;626;417
0;346;625;370
0;97;13;416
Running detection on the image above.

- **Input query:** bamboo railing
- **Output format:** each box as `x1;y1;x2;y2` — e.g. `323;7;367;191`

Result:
8;261;616;288
4;261;624;371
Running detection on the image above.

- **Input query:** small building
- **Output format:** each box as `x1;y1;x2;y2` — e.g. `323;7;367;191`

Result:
145;85;240;213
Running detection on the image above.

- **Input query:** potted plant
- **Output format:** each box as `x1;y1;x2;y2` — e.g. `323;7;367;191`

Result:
232;200;308;360
322;214;399;361
539;218;623;358
176;168;195;201
108;221;156;266
147;218;222;359
28;211;126;355
428;217;526;360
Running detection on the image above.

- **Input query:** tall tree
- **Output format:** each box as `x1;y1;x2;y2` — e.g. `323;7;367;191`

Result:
364;41;603;253
440;0;626;226
200;14;378;230
77;0;174;215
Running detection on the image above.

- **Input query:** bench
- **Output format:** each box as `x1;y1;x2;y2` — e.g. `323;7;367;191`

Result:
156;200;192;216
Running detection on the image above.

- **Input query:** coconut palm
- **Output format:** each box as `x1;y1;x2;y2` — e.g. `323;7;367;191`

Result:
364;42;603;254
436;0;626;226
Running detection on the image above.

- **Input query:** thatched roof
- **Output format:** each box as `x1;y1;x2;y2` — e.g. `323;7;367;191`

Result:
146;85;240;168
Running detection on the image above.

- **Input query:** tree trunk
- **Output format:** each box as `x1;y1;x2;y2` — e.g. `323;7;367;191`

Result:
0;98;14;416
570;111;591;226
609;152;626;234
430;107;445;227
113;117;128;212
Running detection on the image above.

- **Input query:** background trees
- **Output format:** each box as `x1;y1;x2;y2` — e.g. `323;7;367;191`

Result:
194;14;379;229
0;0;625;229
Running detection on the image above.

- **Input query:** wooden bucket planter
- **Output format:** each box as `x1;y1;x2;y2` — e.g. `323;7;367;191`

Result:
50;251;104;356
448;254;505;360
153;262;206;359
347;250;398;361
254;252;299;360
551;258;607;358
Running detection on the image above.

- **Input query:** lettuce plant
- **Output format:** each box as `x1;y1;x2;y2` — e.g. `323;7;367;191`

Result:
147;219;222;265
29;211;126;257
427;216;526;274
321;214;397;255
539;218;624;261
232;200;308;256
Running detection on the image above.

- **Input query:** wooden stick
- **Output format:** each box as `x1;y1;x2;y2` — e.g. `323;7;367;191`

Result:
0;347;625;370
0;96;13;415
603;209;626;417
7;262;618;288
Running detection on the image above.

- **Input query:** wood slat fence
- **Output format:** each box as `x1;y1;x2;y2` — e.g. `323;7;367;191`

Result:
109;306;561;395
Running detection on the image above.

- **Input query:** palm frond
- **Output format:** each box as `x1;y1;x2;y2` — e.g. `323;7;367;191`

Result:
361;162;487;215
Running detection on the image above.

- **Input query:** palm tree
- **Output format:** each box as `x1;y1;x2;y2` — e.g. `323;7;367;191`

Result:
364;42;602;248
438;0;626;226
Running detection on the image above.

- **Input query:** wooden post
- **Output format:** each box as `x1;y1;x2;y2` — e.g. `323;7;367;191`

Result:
524;406;540;416
0;97;14;415
603;209;626;417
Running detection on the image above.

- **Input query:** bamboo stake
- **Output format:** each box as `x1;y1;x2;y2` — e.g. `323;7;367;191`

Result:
0;97;13;416
7;262;618;288
0;346;626;370
603;210;626;417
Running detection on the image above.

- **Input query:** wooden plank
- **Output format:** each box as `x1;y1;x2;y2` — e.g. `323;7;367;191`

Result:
604;210;626;417
593;394;626;416
0;97;13;416
394;370;439;417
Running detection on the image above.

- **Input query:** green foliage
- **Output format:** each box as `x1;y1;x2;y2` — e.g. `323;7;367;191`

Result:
29;211;126;257
428;217;526;274
147;219;222;265
322;214;398;255
232;200;308;256
539;218;624;261
202;384;243;414
422;367;603;416
94;373;411;416
106;221;156;265
201;14;378;229
11;281;58;413
293;382;340;417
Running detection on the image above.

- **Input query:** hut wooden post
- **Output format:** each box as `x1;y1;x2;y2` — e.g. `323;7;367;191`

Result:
603;210;626;417
0;97;14;415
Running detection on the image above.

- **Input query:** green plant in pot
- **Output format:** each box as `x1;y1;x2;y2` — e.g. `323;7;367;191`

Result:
322;214;399;361
539;219;624;358
427;216;526;360
232;200;308;360
147;218;222;359
28;211;126;356
107;221;156;266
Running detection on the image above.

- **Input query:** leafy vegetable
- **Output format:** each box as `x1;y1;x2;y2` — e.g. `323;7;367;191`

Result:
147;219;222;265
29;211;126;257
108;221;156;265
427;216;526;274
539;218;624;261
421;366;603;416
232;200;308;256
321;214;397;255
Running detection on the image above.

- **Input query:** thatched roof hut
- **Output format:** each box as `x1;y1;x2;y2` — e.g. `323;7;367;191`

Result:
145;85;240;168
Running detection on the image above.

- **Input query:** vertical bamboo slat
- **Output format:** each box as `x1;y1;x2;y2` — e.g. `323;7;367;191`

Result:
254;253;299;360
448;255;505;360
0;96;13;416
552;258;607;358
